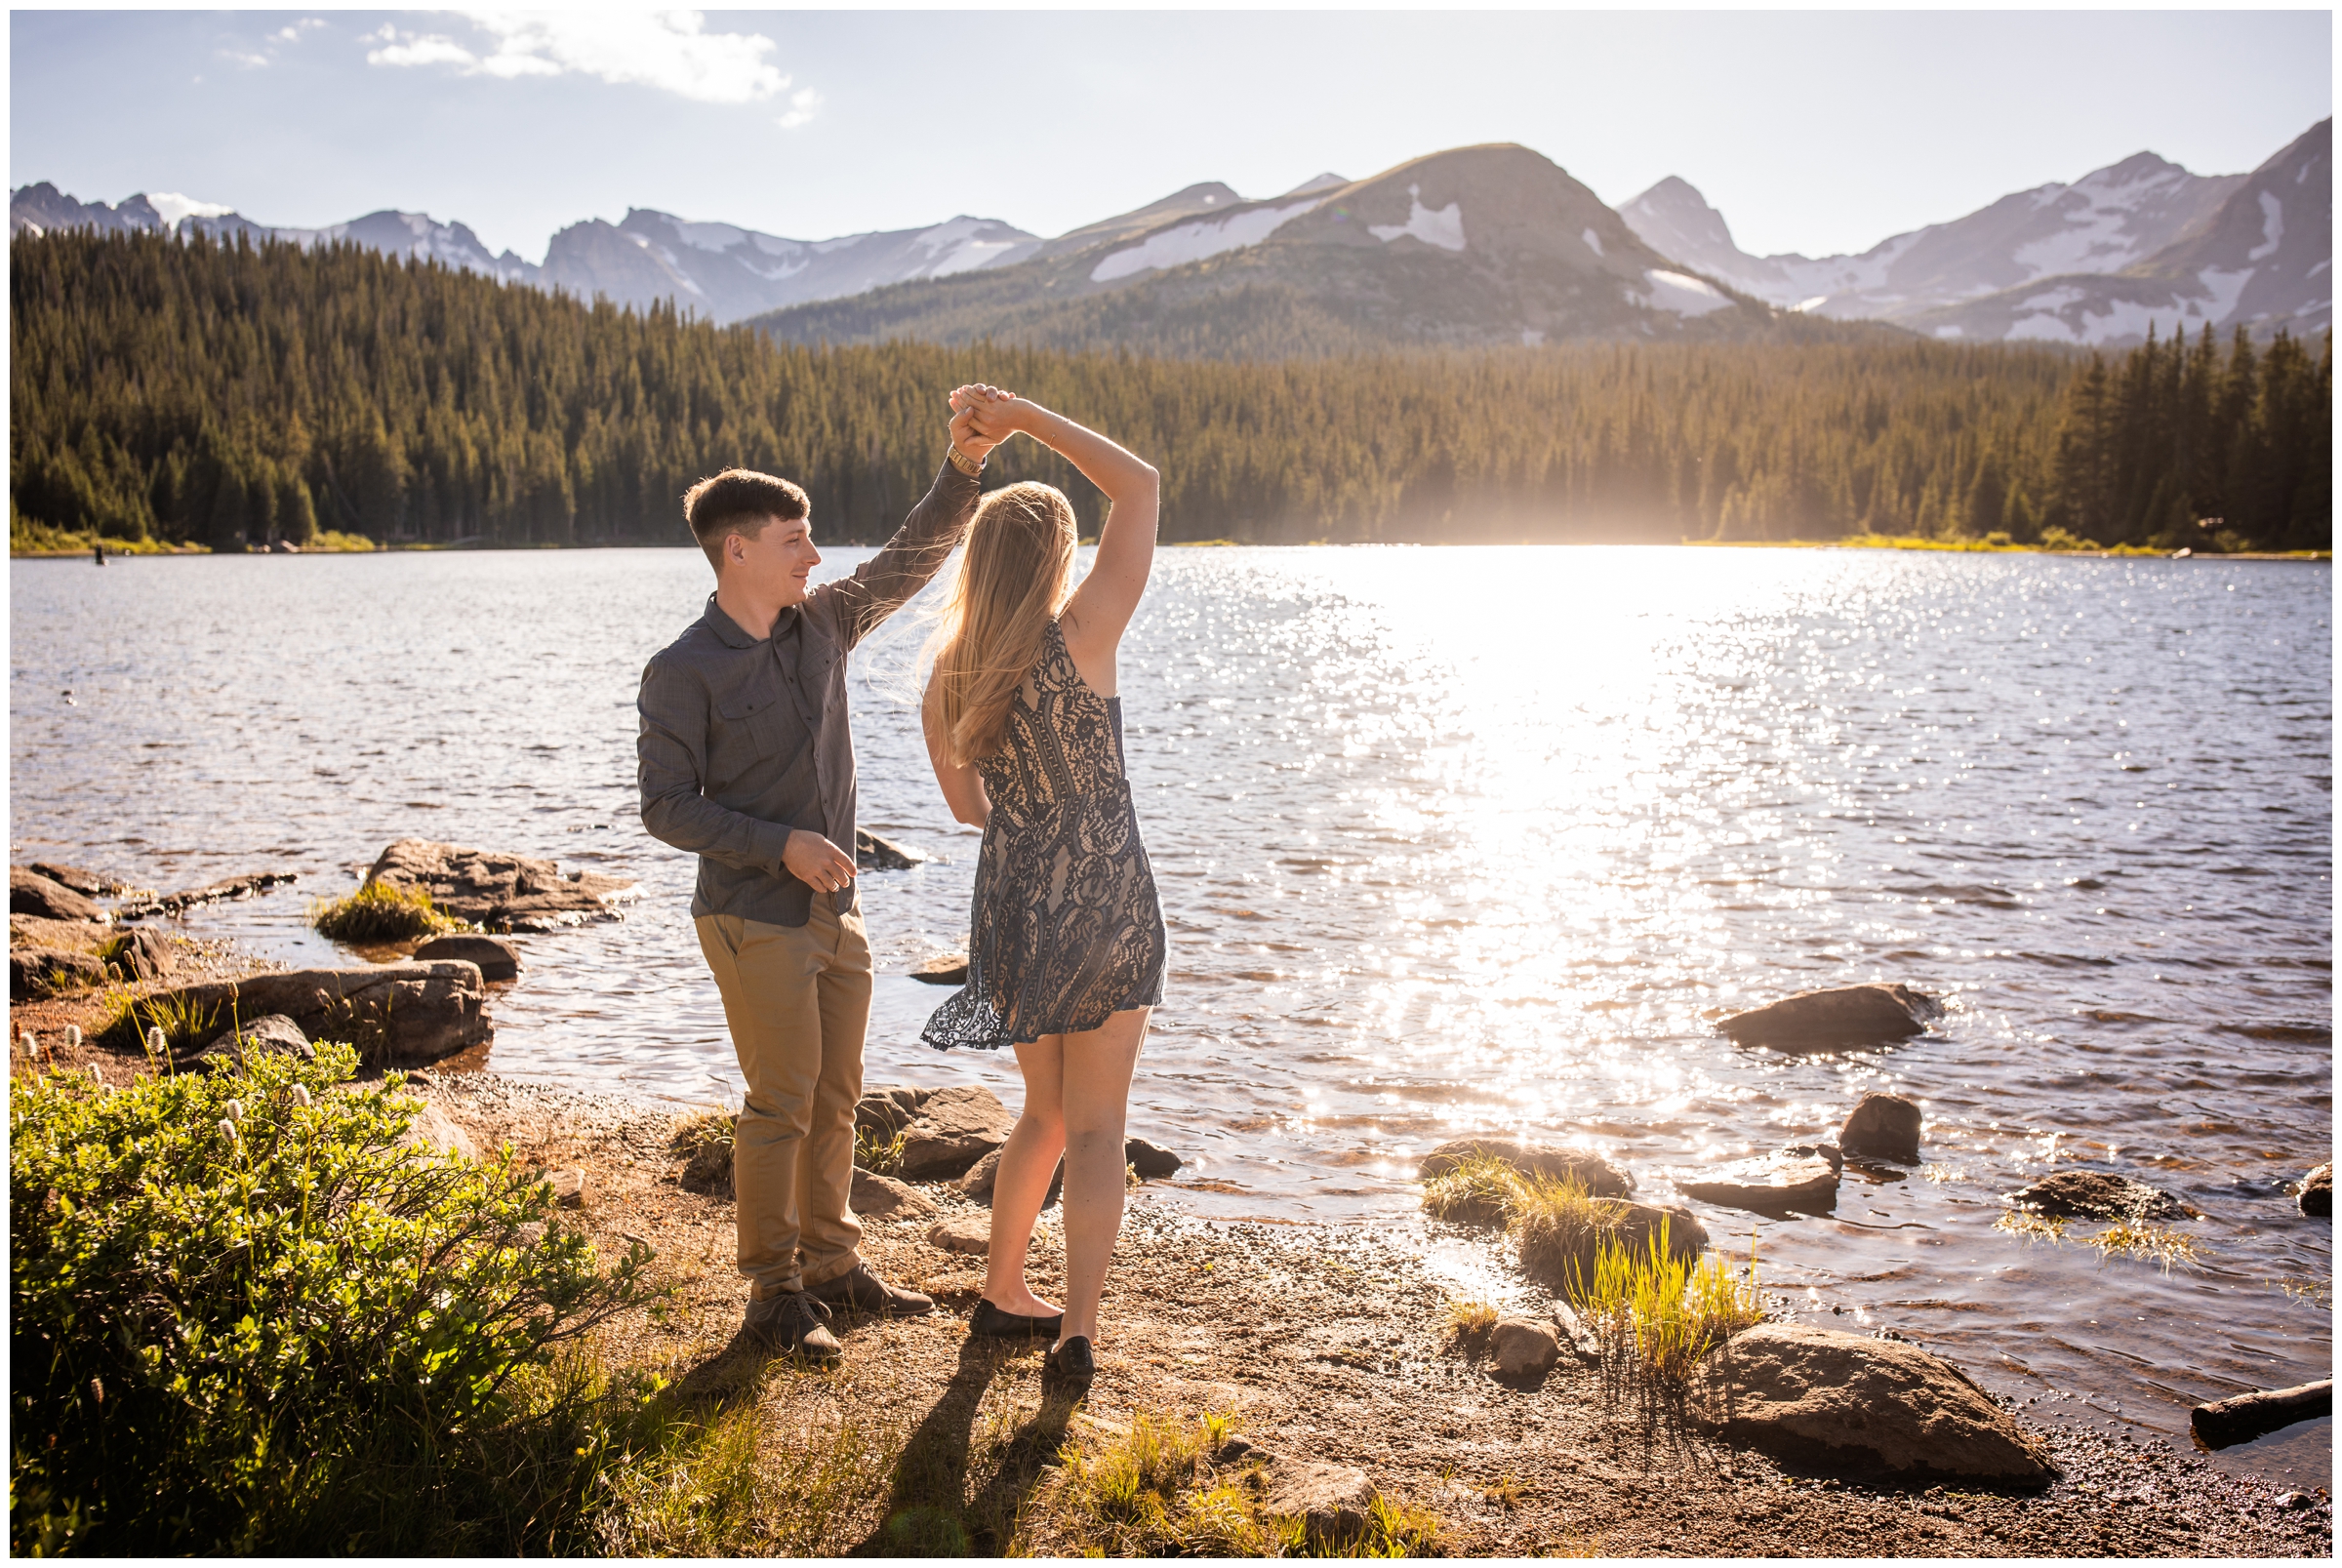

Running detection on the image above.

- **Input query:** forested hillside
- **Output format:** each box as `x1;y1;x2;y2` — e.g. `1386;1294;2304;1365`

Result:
11;230;2330;551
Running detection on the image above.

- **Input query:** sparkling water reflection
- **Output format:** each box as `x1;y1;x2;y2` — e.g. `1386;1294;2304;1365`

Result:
10;545;2330;1462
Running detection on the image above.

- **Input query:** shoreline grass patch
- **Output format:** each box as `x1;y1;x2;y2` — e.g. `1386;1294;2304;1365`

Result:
311;880;460;943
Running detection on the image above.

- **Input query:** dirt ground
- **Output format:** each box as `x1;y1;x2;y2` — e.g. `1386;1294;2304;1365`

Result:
15;961;2331;1558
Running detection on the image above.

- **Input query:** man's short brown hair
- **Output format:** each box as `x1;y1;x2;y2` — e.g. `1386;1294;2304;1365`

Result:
683;468;810;571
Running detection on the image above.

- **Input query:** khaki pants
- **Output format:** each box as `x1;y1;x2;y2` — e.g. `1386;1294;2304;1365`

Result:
695;902;871;1297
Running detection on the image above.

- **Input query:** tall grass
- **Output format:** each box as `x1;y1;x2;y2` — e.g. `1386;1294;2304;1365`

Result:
1421;1152;1527;1225
312;881;460;943
1569;1222;1763;1415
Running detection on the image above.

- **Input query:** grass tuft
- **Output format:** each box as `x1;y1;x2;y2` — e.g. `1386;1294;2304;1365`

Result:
1422;1152;1527;1225
1993;1210;2069;1244
1040;1410;1440;1557
853;1125;907;1176
2084;1219;2201;1272
312;880;460;943
670;1107;738;1195
1572;1222;1764;1417
1441;1298;1500;1359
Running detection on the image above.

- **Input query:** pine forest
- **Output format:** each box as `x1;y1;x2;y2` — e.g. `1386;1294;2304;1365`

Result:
10;229;2331;553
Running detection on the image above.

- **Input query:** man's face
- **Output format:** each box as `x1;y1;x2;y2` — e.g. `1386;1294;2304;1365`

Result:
724;512;822;606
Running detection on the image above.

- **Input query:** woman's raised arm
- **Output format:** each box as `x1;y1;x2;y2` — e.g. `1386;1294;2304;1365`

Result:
962;391;1158;680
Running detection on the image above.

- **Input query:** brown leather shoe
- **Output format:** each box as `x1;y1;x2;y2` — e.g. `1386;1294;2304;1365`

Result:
744;1289;842;1362
807;1261;935;1316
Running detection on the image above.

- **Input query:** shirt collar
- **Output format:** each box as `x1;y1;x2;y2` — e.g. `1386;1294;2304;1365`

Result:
701;594;801;650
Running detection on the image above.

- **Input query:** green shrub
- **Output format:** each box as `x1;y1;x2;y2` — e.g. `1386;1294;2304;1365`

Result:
9;1041;655;1553
311;881;459;943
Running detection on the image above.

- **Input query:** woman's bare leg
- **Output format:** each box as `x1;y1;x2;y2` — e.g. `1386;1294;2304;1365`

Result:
1057;1006;1150;1347
985;1034;1068;1317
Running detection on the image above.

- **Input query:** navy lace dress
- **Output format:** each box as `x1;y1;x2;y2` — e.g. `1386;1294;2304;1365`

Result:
923;621;1166;1051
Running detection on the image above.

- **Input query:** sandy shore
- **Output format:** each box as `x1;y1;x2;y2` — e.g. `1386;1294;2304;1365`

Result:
395;1067;2326;1557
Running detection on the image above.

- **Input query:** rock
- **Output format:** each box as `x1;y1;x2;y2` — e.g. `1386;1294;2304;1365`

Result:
855;829;927;870
27;863;136;897
926;1210;991;1255
412;933;523;982
1417;1139;1635;1195
1718;984;1942;1051
10;913;104;953
105;926;177;982
912;952;969;985
855;1089;916;1137
2300;1162;2332;1218
9;947;108;1001
1257;1459;1377;1544
957;1146;1064;1209
1126;1137;1183;1178
1679;1150;1842;1213
123;963;492;1066
11;867;108;923
193;1014;315;1064
851;1168;940;1220
1838;1093;1923;1162
1783;1142;1845;1174
1552;1300;1601;1360
546;1167;587;1208
1490;1316;1561;1378
897;1084;1015;1179
1514;1197;1708;1288
115;871;298;920
2005;1169;2193;1222
1695;1323;2056;1482
362;838;637;931
400;1103;479;1161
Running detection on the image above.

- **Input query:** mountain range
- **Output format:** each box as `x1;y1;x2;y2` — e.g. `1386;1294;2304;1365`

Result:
12;118;2328;353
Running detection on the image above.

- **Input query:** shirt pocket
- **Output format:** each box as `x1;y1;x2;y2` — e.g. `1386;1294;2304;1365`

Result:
713;690;787;764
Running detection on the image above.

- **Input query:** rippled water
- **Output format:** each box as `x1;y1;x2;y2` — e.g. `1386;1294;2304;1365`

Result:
11;545;2331;1469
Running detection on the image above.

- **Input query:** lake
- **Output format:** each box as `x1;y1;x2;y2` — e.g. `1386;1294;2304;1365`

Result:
10;543;2331;1476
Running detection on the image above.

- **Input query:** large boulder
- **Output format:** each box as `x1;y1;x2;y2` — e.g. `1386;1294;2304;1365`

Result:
1417;1139;1635;1195
1838;1092;1923;1162
115;871;298;920
897;1084;1016;1179
1514;1196;1708;1289
855;829;928;870
2300;1163;2332;1218
193;1014;315;1065
363;839;637;932
1679;1149;1842;1214
1719;984;1942;1051
10;947;107;1000
412;933;523;982
911;953;969;985
2006;1169;2192;1222
1695;1323;2055;1482
123;963;492;1066
1126;1137;1184;1178
11;867;108;923
27;863;138;898
855;1085;928;1137
851;1168;940;1220
957;1146;1065;1209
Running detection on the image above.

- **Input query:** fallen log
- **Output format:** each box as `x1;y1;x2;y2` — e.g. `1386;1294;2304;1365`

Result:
2190;1379;2332;1450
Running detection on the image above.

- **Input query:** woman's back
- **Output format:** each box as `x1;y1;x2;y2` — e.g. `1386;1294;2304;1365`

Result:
977;620;1132;823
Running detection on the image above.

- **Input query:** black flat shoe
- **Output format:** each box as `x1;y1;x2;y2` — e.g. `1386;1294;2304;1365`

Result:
1045;1335;1096;1382
972;1298;1064;1338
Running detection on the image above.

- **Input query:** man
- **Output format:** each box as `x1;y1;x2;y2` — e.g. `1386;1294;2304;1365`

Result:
637;391;1001;1361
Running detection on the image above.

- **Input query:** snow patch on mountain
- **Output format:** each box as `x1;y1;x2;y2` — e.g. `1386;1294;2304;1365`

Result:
1089;198;1323;282
2249;190;2285;261
1637;269;1733;316
144;192;234;228
1369;185;1465;252
1580;227;1603;257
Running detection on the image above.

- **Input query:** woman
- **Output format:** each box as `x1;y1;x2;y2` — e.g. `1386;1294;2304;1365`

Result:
919;384;1165;1382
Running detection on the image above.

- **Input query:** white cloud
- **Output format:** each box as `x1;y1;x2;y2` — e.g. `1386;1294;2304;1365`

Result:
775;86;822;129
365;11;795;104
222;48;271;68
275;19;325;44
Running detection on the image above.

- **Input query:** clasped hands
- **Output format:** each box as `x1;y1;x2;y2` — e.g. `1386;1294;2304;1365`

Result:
948;382;1030;465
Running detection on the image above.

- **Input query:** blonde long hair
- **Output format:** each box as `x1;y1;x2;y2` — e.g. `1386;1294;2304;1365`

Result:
929;481;1078;765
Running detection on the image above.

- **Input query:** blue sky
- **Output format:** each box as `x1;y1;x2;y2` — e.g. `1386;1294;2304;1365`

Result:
11;9;2332;262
